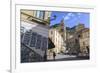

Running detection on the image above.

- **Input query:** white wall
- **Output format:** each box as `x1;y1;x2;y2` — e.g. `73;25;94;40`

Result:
0;0;100;73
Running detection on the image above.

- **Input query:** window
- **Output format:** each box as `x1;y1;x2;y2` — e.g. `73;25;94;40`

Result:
21;33;24;42
41;37;48;51
35;11;45;19
39;11;45;19
75;39;78;43
30;32;37;47
36;11;40;18
78;35;81;38
51;31;53;34
23;31;32;45
83;42;85;46
21;26;25;33
36;34;42;49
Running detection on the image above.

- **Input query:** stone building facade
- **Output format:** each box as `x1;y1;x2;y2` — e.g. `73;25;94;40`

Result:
78;28;90;56
66;23;89;56
49;28;65;53
49;20;66;54
20;10;51;62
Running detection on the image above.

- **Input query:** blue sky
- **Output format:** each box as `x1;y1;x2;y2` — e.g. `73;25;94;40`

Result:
50;11;90;28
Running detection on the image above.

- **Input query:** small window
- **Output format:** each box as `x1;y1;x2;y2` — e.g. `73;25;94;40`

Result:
83;42;85;45
51;31;53;34
78;35;81;38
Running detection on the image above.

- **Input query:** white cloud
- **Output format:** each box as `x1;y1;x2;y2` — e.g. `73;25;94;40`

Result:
63;15;70;20
77;13;81;18
67;13;74;17
77;13;81;15
63;13;75;21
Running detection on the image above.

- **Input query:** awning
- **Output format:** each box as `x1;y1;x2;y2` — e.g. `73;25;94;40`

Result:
48;38;55;49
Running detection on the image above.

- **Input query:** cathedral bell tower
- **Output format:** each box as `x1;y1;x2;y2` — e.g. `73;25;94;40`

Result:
60;19;66;40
